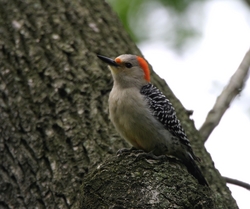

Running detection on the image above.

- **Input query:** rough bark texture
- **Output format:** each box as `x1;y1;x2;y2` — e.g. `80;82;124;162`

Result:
81;151;214;209
0;0;238;208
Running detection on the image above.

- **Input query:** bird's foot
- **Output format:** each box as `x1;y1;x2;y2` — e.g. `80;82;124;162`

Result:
134;151;167;161
117;147;144;156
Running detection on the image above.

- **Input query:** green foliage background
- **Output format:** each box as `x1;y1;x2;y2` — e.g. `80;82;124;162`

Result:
108;0;206;53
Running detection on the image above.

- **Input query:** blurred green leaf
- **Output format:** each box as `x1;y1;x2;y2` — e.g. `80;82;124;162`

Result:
108;0;206;54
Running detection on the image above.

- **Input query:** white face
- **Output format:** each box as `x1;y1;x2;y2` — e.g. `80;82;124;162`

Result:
108;54;148;88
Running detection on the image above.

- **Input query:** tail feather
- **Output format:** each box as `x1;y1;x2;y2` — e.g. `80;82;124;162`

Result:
185;154;208;186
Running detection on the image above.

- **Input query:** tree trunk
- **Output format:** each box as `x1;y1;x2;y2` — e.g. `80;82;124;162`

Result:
0;0;238;208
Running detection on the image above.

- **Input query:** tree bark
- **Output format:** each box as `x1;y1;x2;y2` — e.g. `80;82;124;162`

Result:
81;151;215;209
0;0;238;208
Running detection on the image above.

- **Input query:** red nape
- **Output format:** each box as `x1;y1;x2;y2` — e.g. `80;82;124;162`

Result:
136;56;150;82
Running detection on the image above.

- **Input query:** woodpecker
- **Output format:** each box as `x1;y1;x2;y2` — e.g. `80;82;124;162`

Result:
97;54;208;186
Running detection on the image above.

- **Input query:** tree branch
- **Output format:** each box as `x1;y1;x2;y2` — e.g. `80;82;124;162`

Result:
199;49;250;142
224;176;250;191
81;150;214;209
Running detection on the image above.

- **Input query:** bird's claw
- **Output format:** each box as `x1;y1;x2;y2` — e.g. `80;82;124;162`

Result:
117;147;144;156
134;151;167;161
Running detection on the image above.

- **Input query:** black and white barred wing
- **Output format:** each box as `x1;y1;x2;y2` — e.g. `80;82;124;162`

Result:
140;83;191;148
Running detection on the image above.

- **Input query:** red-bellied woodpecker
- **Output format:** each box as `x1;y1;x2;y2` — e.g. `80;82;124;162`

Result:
97;54;208;186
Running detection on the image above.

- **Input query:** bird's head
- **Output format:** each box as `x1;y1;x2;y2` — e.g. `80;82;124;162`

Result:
97;54;150;88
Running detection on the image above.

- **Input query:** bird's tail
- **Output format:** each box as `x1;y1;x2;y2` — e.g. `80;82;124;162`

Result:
185;153;208;186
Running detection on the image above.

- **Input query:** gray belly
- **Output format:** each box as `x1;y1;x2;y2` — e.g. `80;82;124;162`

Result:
109;90;173;154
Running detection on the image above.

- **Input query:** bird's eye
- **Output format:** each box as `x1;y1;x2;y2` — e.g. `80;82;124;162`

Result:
125;62;132;68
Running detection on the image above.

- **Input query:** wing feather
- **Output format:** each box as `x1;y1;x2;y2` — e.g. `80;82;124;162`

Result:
140;83;191;148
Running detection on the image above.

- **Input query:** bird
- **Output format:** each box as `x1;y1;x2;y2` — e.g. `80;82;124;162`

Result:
97;54;208;186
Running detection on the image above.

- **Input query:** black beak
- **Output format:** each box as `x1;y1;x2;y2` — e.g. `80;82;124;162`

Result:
97;55;119;67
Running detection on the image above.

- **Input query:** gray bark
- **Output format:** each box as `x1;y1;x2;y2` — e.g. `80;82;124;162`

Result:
81;151;214;209
0;0;238;208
